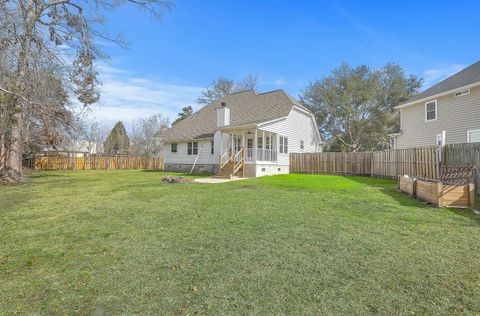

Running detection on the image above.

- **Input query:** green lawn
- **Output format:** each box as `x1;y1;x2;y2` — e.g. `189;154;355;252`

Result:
1;171;480;315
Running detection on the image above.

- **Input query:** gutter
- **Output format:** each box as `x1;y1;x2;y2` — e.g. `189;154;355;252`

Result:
394;81;480;109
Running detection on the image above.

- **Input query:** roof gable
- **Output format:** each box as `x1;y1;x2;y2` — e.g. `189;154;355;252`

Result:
163;90;308;142
399;61;480;107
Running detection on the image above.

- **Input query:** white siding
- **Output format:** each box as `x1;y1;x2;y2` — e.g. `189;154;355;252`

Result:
216;107;230;127
261;107;321;165
397;85;480;148
213;131;230;158
164;140;216;165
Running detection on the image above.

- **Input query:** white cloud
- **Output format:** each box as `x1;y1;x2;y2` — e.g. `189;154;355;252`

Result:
422;64;464;88
272;79;287;86
86;63;203;127
260;77;287;87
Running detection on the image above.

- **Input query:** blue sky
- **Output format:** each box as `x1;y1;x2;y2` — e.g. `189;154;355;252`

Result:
88;0;480;127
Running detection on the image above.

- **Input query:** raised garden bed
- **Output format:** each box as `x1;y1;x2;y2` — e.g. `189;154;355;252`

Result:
398;175;415;196
398;175;475;209
417;179;476;208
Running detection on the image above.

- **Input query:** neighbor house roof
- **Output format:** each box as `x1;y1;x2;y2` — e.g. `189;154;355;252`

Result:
396;61;480;109
162;90;310;142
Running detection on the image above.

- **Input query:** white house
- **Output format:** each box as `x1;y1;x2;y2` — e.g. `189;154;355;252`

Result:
390;61;480;149
162;89;323;177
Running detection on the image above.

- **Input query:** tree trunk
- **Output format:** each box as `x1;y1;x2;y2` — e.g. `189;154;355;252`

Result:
1;112;23;182
0;12;34;183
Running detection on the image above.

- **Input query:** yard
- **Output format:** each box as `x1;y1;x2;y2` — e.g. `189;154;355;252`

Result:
1;171;479;314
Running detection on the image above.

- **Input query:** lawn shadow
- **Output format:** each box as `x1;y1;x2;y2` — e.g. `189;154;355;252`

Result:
28;172;66;179
141;169;169;173
347;175;480;224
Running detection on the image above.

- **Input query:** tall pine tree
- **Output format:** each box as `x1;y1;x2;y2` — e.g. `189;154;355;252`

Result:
104;122;130;155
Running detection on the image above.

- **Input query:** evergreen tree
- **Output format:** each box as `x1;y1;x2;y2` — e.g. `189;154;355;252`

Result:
104;121;130;155
172;106;193;125
301;63;421;152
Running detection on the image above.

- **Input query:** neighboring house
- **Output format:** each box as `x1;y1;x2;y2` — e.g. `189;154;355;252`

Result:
162;89;323;177
390;61;480;149
41;140;102;157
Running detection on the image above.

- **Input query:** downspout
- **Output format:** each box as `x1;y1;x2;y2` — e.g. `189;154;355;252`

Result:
190;142;202;174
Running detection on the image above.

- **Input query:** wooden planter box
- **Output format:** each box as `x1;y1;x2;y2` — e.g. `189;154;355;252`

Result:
398;176;416;196
416;179;475;208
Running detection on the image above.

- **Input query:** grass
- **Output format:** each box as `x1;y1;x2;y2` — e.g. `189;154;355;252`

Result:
1;171;480;315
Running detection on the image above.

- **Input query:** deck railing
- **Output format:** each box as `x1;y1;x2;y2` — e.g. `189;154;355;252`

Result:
232;148;278;162
256;149;277;162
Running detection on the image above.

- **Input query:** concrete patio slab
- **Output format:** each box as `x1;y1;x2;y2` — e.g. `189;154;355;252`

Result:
194;177;248;184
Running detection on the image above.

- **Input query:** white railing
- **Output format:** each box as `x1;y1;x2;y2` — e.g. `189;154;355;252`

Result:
256;149;277;162
229;148;277;162
246;148;254;161
219;152;230;169
233;148;245;175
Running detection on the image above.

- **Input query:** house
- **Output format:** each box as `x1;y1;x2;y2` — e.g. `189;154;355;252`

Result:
41;140;102;157
162;89;323;177
390;61;480;149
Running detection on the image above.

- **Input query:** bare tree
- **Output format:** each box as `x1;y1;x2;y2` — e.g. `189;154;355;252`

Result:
82;121;109;154
0;0;173;183
130;114;170;157
197;73;259;105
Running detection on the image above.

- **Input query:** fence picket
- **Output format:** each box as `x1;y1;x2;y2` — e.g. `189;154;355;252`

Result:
290;147;439;180
23;156;164;171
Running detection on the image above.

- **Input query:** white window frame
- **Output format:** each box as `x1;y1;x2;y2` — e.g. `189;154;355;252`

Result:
425;100;437;122
171;143;177;153
187;142;198;155
455;89;470;97
279;136;288;154
467;129;480;143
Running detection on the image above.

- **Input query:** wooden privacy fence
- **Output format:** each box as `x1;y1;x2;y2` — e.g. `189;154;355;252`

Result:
290;147;440;180
24;156;164;171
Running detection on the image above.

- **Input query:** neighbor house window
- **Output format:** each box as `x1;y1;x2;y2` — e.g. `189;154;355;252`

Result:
171;143;177;153
467;130;480;143
300;140;304;150
279;136;288;154
187;142;198;155
425;100;437;121
211;140;214;154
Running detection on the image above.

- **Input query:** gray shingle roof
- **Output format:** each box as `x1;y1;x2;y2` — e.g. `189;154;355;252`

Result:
400;61;480;106
162;90;308;142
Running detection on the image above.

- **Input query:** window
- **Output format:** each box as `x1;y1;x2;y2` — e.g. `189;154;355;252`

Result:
300;140;304;150
279;136;288;154
468;130;480;143
257;137;263;149
425;100;437;121
171;143;177;153
211;140;214;155
187;142;198;155
193;142;198;155
265;136;270;150
455;89;470;97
